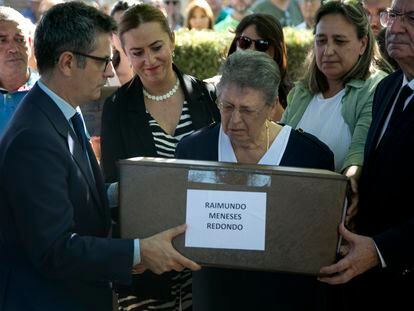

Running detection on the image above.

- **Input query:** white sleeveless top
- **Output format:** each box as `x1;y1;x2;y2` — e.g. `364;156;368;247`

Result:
296;89;351;172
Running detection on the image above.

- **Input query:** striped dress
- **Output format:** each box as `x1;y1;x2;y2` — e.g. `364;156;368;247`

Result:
149;101;195;158
118;101;194;311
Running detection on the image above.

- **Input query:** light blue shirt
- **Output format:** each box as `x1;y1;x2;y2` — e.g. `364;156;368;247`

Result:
0;68;39;136
37;80;141;266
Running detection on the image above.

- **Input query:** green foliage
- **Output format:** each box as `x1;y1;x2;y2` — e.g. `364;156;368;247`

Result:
283;27;314;82
174;29;233;80
174;27;314;82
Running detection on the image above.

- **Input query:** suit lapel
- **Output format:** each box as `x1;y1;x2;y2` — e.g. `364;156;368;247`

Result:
122;77;157;157
366;73;403;159
34;84;107;220
397;94;414;127
86;142;111;230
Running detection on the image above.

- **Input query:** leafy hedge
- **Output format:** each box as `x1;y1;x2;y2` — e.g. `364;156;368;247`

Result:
173;27;314;82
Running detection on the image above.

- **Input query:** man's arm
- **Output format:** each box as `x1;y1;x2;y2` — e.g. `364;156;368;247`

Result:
5;129;134;283
107;184;201;274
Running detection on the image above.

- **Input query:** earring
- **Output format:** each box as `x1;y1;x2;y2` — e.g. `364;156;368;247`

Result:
172;51;175;58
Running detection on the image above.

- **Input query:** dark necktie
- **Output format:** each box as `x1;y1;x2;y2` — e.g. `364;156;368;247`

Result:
389;85;413;128
71;112;88;151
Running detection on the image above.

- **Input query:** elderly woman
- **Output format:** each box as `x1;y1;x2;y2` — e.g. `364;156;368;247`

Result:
281;1;391;226
176;50;334;310
100;4;220;310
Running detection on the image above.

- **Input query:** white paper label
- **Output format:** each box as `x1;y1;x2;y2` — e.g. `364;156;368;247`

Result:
185;189;267;250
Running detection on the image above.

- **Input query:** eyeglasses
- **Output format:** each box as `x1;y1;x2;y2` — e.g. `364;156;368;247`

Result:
71;51;112;72
379;9;414;27
236;35;271;53
217;101;268;118
164;0;179;5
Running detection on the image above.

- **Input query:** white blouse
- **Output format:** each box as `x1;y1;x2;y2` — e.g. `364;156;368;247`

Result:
296;89;351;172
218;123;292;166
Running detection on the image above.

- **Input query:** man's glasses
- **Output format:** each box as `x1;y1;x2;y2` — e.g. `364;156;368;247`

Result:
71;51;112;72
164;0;179;6
217;101;268;118
236;35;271;52
380;9;414;27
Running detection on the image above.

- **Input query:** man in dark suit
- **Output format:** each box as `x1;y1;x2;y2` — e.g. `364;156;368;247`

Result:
0;3;199;310
319;0;414;309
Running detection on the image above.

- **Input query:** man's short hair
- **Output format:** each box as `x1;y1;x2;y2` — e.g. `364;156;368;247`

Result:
34;1;116;74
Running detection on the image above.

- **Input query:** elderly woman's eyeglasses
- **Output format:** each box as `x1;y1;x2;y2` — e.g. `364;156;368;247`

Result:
218;102;268;118
380;9;414;27
72;51;112;72
236;36;271;53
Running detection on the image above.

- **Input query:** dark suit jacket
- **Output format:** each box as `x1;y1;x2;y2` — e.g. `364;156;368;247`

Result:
345;70;414;309
0;84;133;311
176;123;335;311
101;65;220;183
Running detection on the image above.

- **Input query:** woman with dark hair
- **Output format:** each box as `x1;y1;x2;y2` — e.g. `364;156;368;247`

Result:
228;13;291;120
281;0;392;226
100;3;220;310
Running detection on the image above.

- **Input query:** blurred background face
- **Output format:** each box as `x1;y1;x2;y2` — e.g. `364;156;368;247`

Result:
231;0;253;14
314;14;367;84
363;0;391;36
237;24;275;58
298;0;321;28
0;21;30;80
122;21;174;85
164;0;181;18
189;7;210;30
206;0;221;15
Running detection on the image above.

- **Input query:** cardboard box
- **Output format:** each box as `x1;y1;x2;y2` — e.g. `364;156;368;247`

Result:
119;157;347;275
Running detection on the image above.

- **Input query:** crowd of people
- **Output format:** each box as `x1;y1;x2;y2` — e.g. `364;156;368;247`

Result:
1;0;413;310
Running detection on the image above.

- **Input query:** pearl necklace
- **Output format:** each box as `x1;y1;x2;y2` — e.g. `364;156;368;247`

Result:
143;78;180;101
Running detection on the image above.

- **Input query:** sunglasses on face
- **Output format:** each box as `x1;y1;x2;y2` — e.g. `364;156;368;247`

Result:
236;35;271;52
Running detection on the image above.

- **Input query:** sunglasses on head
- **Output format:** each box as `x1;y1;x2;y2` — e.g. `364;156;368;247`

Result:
236;35;271;52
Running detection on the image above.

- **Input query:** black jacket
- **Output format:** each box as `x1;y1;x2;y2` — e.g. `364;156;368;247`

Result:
101;64;220;182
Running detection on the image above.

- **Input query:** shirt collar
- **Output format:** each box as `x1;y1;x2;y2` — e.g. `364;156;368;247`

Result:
37;79;77;121
23;68;40;90
402;75;414;91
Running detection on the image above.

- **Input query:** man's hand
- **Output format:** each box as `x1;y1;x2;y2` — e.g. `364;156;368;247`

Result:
318;223;380;285
135;224;201;275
